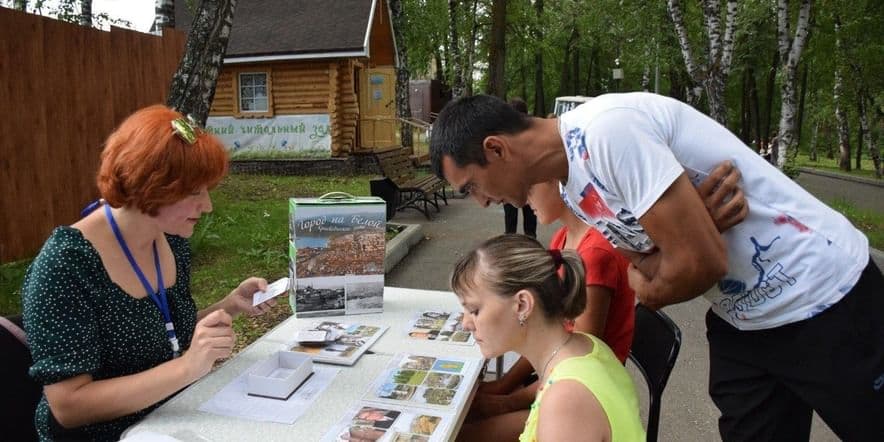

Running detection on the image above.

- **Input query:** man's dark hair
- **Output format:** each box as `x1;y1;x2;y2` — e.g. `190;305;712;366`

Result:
508;97;529;115
429;95;532;179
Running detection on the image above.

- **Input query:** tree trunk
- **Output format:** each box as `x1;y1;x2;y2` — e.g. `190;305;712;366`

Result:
667;0;737;124
389;0;412;149
850;64;880;177
485;0;507;98
573;46;581;95
862;98;882;178
740;69;750;143
166;0;237;127
464;0;479;96
584;47;596;97
79;0;92;26
557;26;578;97
520;63;529;102
809;120;819;161
833;13;850;171
762;51;779;154
856;92;863;170
151;0;175;34
774;0;812;170
532;0;545;115
434;52;444;82
795;62;809;149
860;93;881;178
825;122;836;159
747;66;761;150
13;0;27;11
448;0;465;99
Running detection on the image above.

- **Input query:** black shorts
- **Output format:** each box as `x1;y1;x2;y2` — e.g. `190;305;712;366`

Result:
706;259;884;442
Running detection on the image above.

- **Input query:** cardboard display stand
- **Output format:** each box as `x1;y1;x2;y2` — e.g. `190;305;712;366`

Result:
289;193;386;318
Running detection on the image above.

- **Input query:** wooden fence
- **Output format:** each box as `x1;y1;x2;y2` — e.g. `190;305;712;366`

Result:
0;8;186;263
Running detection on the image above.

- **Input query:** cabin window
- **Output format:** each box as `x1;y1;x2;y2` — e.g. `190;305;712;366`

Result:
238;72;269;113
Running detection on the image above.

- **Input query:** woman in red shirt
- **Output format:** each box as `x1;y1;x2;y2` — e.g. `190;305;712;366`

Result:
460;179;635;441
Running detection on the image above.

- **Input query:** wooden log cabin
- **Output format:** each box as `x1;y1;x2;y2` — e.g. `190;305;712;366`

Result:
175;0;399;157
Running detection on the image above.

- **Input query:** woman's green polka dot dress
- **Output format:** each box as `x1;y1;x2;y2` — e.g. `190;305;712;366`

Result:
22;227;198;441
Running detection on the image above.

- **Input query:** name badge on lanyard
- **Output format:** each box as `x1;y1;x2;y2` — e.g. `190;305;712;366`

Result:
104;204;181;357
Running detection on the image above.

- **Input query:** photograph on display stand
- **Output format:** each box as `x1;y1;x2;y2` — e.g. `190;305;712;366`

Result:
345;275;385;314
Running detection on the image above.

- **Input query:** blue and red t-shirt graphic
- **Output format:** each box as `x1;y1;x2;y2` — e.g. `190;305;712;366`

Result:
718;236;797;322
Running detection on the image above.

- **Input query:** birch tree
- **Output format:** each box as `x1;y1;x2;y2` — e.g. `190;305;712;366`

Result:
851;64;881;177
151;0;175;35
773;0;812;169
166;0;237;127
832;12;850;171
448;0;466;99
389;0;413;148
667;0;738;124
78;0;90;26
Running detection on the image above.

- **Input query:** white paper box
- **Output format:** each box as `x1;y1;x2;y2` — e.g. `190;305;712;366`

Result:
246;351;314;399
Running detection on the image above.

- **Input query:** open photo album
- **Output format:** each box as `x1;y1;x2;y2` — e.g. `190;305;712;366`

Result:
288;321;388;366
363;353;483;411
406;311;475;345
321;403;454;442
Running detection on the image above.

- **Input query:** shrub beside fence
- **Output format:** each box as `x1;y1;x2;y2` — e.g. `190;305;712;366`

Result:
0;8;186;263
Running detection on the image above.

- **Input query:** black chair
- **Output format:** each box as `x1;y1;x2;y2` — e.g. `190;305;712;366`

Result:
628;305;682;442
1;315;41;442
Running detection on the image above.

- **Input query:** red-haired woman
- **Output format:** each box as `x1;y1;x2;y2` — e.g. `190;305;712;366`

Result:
21;105;277;441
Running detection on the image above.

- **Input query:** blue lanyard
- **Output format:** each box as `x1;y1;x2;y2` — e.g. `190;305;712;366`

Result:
104;204;180;357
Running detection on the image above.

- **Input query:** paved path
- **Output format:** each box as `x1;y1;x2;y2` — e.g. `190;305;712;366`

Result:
385;171;881;441
795;168;884;213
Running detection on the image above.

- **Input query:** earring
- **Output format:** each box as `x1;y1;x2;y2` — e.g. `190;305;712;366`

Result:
518;314;526;327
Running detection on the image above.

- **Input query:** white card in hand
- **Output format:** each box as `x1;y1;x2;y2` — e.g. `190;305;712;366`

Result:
251;277;290;306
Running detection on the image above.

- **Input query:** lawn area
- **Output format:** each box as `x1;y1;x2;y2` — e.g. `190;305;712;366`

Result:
796;153;883;181
0;174;374;352
825;198;884;250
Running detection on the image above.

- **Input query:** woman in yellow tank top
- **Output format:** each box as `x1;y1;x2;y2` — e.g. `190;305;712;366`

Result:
451;235;645;441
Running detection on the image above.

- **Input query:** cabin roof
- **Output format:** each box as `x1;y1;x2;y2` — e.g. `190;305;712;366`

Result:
174;0;385;62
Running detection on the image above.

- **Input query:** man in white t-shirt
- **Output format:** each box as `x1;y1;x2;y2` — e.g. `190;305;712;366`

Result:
429;93;883;441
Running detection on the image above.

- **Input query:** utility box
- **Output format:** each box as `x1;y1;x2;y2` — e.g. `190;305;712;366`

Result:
409;80;450;123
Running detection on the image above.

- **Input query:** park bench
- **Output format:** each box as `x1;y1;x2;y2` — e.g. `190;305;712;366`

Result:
371;147;448;220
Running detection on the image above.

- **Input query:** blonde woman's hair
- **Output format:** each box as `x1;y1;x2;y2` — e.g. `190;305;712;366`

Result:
450;234;586;320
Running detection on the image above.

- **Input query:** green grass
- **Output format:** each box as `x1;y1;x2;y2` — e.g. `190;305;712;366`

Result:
826;198;884;250
0;259;30;318
796;153;883;181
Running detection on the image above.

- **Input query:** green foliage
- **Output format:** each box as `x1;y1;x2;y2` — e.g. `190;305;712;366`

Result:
396;0;881;169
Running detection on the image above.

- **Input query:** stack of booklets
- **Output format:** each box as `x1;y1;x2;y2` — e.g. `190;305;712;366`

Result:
288;321;388;366
322;353;483;441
